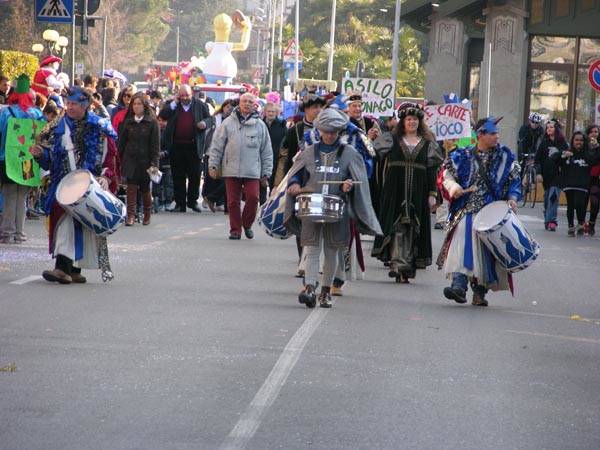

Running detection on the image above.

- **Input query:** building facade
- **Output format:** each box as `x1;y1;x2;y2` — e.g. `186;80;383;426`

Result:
403;0;600;147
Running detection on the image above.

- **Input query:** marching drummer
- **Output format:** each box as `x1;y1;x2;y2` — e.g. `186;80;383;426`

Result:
437;117;522;306
284;108;381;308
30;87;117;284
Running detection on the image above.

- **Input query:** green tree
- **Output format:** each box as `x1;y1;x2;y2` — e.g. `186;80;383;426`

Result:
284;0;426;97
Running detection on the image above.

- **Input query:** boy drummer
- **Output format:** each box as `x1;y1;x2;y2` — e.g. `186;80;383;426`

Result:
437;117;522;306
284;108;381;308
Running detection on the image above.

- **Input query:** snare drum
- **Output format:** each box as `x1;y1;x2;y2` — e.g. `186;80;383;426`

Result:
473;201;540;273
295;193;345;223
56;170;126;236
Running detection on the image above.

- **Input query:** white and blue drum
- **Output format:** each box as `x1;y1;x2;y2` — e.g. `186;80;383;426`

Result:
473;201;540;273
56;169;125;236
258;182;290;239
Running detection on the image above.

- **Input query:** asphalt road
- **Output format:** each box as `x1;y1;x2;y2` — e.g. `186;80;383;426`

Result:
1;205;599;450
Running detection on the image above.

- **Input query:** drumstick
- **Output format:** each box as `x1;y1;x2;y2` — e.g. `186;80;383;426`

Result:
317;180;363;184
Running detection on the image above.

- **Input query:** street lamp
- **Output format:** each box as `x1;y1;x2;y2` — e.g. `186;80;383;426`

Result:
42;29;60;55
31;44;44;55
56;36;69;57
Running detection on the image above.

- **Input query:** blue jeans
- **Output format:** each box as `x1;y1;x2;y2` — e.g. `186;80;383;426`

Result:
543;186;561;225
451;273;488;296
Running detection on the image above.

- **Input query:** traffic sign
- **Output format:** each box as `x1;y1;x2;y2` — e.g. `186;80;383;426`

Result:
588;59;600;92
283;39;303;58
252;65;263;83
283;61;302;70
36;0;74;23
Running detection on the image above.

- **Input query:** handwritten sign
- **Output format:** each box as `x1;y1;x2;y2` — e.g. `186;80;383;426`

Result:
424;103;472;140
342;77;395;117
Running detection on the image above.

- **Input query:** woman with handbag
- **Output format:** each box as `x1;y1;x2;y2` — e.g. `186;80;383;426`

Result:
117;93;160;226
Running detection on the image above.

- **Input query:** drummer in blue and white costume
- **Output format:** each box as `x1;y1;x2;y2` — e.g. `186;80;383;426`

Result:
437;117;521;306
31;87;117;285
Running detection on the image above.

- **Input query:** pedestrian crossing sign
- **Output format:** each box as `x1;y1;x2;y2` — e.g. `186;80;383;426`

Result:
36;0;74;23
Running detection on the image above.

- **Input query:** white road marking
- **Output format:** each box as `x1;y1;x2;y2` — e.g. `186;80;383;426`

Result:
518;215;544;223
506;329;600;344
9;275;43;285
219;307;330;450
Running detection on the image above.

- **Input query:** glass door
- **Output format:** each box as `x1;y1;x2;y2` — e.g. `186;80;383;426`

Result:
527;66;574;135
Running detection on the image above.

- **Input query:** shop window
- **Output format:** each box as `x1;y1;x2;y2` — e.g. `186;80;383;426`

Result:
579;38;600;65
531;0;545;24
530;36;576;64
578;0;596;11
467;64;480;121
554;0;571;17
575;39;600;131
529;69;570;123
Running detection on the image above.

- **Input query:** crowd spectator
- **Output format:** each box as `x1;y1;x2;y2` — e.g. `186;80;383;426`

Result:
208;93;273;240
202;98;235;212
261;101;286;203
561;131;600;236
586;124;600;236
160;84;211;213
102;87;118;116
111;85;135;133
154;111;174;211
83;74;98;92
117;92;160;226
0;75;10;104
535;119;568;231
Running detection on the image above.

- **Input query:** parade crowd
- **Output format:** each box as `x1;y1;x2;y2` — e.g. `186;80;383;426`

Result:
1;55;599;309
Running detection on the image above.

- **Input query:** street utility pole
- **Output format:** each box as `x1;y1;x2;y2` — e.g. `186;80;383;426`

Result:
327;0;336;81
390;0;402;103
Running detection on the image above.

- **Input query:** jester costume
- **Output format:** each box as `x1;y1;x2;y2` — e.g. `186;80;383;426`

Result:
437;126;521;299
36;88;118;283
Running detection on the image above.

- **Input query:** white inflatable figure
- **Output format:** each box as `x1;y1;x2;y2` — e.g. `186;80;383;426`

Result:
203;11;251;84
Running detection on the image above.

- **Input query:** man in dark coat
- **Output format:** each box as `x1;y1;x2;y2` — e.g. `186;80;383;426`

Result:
273;94;326;187
260;101;287;203
160;84;210;212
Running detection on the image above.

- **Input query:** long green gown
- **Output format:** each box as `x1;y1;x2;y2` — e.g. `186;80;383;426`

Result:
371;135;442;278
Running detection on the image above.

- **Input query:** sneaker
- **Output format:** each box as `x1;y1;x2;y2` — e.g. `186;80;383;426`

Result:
443;286;467;304
589;222;596;236
576;224;585;236
547;222;557;231
567;227;575;237
298;284;317;308
472;292;488;307
319;290;333;308
244;227;254;239
228;232;241;240
331;279;344;296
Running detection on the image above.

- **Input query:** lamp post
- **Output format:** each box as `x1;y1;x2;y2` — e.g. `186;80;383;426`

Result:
390;0;402;103
31;44;44;56
42;29;60;56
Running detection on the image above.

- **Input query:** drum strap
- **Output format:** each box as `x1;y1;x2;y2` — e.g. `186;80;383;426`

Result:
62;121;77;172
474;152;494;196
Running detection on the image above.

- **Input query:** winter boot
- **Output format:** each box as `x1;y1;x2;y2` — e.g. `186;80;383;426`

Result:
142;191;153;225
126;185;138;226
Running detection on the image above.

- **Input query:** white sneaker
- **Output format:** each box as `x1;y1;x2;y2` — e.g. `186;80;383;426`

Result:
165;201;177;211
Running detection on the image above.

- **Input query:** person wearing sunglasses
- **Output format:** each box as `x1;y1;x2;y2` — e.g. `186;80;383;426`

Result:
111;86;135;135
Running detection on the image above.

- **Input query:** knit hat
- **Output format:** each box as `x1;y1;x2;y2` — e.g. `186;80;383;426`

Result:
15;74;31;94
314;108;348;133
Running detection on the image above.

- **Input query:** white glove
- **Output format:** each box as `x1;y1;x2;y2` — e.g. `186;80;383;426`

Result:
170;100;177;110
